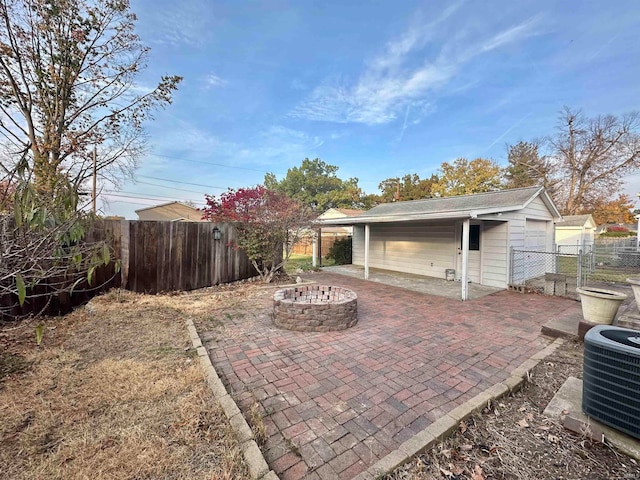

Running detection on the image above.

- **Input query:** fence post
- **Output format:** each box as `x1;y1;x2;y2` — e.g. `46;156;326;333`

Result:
509;246;514;285
577;249;583;288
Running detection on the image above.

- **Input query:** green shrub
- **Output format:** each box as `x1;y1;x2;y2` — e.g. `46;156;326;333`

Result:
600;231;634;237
326;237;352;265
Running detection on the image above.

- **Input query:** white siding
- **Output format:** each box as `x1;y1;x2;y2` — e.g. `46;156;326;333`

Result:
556;228;582;245
481;221;508;288
489;196;554;251
352;221;457;278
353;225;365;264
556;226;595;253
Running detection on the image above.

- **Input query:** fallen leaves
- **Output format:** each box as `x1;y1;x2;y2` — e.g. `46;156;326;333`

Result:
470;464;486;480
517;413;534;428
439;463;484;479
459;421;467;434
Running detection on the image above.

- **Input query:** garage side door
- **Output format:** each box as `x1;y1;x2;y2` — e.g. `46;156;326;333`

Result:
525;219;547;250
523;219;551;281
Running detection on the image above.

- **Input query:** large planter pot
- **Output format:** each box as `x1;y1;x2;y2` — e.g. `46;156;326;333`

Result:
626;278;640;307
576;287;628;324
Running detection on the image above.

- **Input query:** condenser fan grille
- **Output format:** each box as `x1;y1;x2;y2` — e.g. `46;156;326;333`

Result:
583;325;640;440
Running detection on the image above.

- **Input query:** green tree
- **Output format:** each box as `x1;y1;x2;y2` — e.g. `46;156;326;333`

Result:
377;173;439;202
432;158;503;197
503;141;556;192
0;0;182;192
265;158;364;211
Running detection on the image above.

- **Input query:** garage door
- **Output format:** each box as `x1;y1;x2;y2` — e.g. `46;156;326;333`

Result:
525;219;548;251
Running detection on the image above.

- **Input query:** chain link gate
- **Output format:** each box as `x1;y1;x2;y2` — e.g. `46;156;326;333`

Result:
510;242;640;298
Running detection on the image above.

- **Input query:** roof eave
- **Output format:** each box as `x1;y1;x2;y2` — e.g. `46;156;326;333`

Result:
319;211;475;225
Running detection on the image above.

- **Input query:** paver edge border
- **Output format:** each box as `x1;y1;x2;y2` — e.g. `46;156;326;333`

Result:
185;318;279;480
353;337;565;480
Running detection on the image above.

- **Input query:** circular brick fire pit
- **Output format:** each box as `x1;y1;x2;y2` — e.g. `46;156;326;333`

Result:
273;285;358;332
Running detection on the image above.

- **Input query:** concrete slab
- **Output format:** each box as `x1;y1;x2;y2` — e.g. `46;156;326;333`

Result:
540;306;582;340
616;296;640;331
544;376;640;461
319;265;501;300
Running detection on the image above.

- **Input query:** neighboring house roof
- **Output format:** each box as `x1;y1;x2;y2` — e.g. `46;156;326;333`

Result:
317;207;365;220
555;214;596;228
135;201;204;222
320;186;560;225
333;208;365;217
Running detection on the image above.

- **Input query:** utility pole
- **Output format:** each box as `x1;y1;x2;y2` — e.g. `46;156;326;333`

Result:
92;145;97;214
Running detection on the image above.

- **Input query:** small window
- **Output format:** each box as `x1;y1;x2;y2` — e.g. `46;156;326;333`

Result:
460;224;480;251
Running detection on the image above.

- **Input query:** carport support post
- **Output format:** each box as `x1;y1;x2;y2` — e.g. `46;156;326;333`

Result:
364;224;370;280
461;219;470;301
312;232;318;268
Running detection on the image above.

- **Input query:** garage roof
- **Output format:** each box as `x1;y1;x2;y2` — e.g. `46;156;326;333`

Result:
555;214;596;228
321;186;561;225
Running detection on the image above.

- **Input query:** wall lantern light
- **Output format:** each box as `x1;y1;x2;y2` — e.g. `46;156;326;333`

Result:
213;226;221;240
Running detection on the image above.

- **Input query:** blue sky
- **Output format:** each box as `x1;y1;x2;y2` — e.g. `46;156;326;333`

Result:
102;0;640;218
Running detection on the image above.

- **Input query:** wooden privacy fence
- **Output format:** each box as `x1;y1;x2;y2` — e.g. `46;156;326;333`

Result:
120;220;256;294
291;234;350;256
1;219;256;319
0;219;122;320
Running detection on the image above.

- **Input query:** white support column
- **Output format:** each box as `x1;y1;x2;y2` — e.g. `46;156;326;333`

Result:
312;234;318;267
364;224;370;280
461;218;470;301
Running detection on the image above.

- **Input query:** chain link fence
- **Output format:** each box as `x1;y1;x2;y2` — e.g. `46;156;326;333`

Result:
510;239;640;299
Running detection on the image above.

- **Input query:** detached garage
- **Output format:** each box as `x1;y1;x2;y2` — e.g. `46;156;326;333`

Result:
319;186;561;300
554;214;596;254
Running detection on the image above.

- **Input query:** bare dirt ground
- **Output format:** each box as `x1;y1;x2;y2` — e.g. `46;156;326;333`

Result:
386;340;640;480
0;289;249;480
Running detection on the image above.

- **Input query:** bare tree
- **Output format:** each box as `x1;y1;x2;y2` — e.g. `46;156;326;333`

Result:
0;0;181;192
551;108;640;215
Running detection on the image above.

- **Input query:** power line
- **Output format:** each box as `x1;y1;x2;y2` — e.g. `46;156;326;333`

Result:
133;180;210;195
136;174;229;190
102;191;206;204
106;199;158;206
151;153;281;174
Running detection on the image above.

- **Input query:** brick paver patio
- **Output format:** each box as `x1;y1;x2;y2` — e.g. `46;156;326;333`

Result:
203;272;581;479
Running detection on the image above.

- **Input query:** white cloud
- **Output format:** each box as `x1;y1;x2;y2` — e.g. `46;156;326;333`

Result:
145;0;215;48
290;78;308;90
145;119;322;170
370;1;463;71
477;15;542;55
236;126;324;163
202;73;227;88
290;10;541;127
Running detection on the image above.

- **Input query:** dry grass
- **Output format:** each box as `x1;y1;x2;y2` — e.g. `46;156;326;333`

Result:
0;289;249;480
